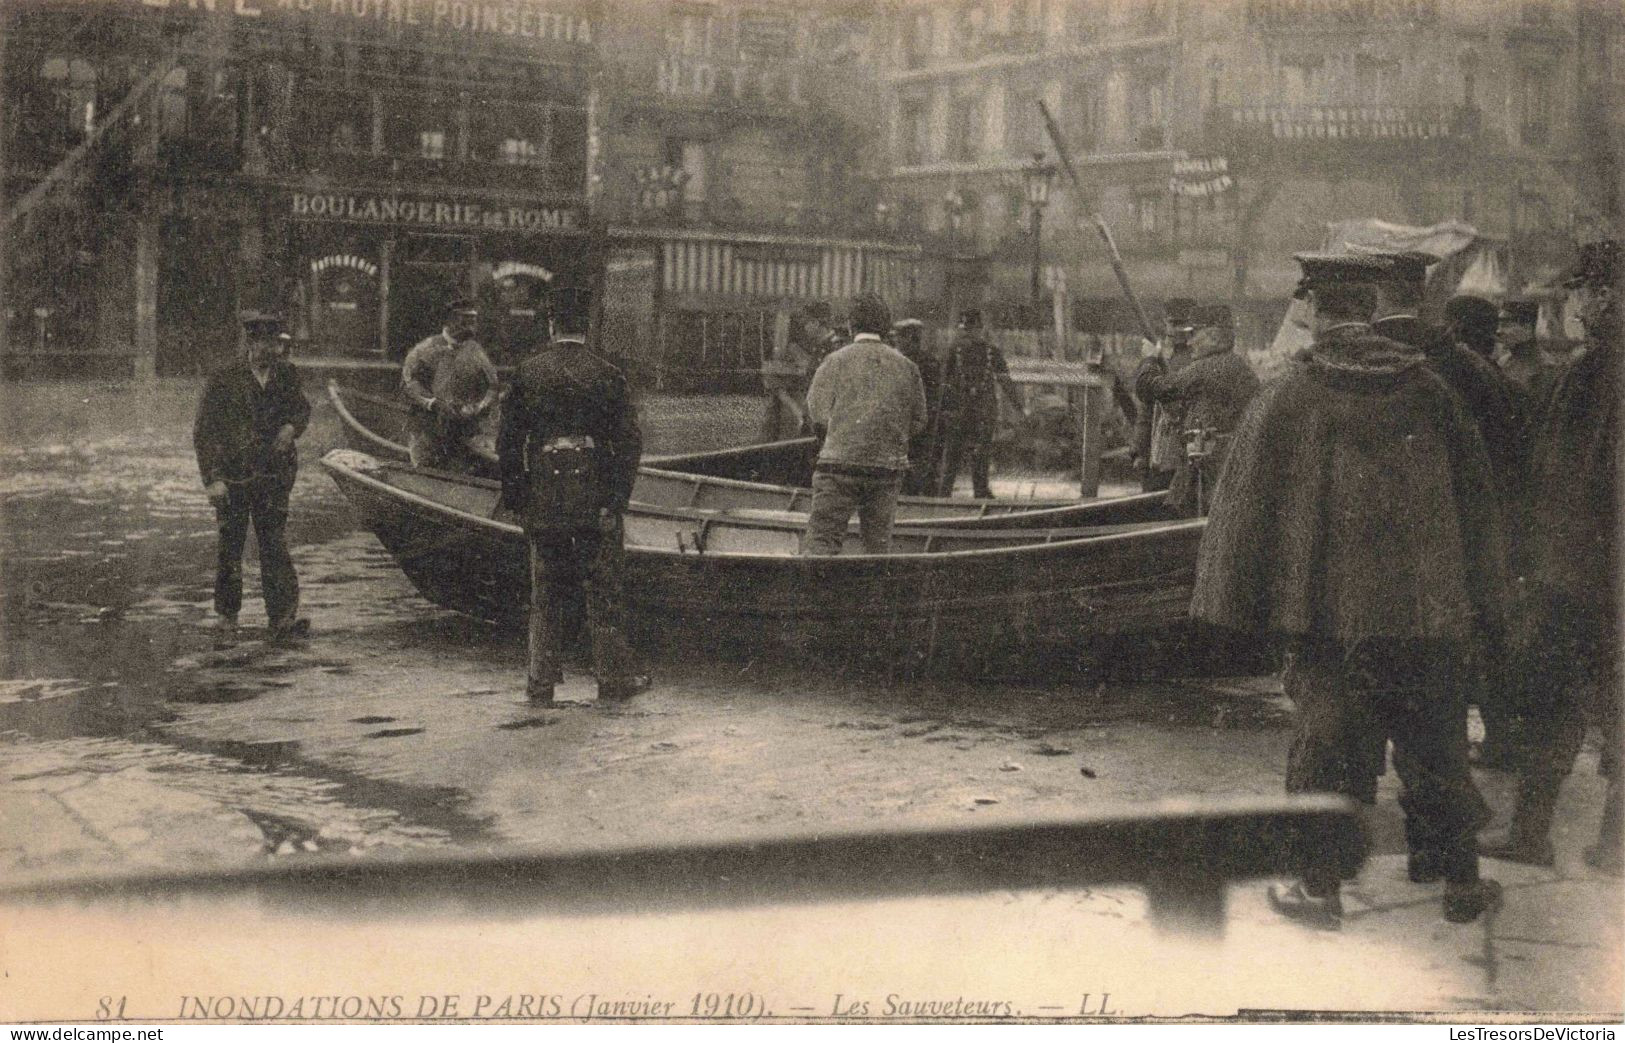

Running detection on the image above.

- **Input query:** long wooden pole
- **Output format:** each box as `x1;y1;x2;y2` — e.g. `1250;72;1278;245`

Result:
1036;100;1158;343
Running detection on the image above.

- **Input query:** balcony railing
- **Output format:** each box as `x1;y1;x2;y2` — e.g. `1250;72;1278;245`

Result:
1207;104;1475;148
297;150;583;196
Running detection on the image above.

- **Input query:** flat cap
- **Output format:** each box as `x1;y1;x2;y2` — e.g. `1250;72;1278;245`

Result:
1164;298;1197;325
446;295;479;314
1193;303;1234;329
1370;250;1440;287
1445;294;1498;329
239;309;284;331
1563;239;1621;289
1498;297;1540;324
892;318;925;330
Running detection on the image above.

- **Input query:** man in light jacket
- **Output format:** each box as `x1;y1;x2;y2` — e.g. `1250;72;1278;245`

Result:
802;293;928;555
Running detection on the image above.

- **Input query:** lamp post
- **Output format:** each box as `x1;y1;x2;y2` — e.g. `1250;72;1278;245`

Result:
944;188;966;322
1024;151;1056;316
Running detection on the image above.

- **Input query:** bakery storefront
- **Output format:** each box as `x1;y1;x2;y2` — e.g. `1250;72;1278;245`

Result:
287;190;593;366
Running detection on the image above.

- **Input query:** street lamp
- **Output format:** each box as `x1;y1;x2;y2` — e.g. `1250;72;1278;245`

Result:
1024;151;1057;314
944;189;967;321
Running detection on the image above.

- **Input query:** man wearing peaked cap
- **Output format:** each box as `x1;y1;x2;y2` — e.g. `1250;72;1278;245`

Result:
193;309;312;645
1191;251;1505;926
1485;239;1622;875
936;307;1024;499
401;294;500;472
1135;302;1259;517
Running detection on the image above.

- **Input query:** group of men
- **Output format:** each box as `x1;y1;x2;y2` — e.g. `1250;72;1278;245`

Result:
1192;238;1621;928
763;303;1027;503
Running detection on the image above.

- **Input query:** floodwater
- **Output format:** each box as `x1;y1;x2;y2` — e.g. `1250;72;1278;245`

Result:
0;378;1617;1017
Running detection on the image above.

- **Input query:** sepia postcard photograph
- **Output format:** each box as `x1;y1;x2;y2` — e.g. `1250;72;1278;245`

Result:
0;0;1620;1027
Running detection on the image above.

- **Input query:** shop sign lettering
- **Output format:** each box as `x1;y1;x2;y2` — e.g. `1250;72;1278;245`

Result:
291;192;584;233
132;0;592;46
310;253;380;278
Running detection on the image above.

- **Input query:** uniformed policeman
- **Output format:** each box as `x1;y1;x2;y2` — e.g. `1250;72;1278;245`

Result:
936;308;1024;498
401;295;500;471
496;289;649;705
193;311;312;645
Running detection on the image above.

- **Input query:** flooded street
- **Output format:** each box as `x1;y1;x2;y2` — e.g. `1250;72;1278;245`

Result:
1;377;1619;1015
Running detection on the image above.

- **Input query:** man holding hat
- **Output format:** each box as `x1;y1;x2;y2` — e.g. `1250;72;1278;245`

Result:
936;308;1024;499
1133;298;1198;494
1484;239;1622;875
498;287;648;705
193;311;312;644
1192;253;1505;926
1134;303;1260;517
401;295;500;471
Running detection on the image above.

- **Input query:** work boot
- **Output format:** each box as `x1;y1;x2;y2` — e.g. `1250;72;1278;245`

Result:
1266;881;1342;930
1442;878;1502;923
1584;779;1623;877
213;614;239;649
268;616;312;645
527;682;557;705
1481;773;1562;868
597;675;652;703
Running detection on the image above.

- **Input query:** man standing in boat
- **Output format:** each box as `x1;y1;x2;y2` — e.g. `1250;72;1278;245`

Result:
890;318;943;496
802;292;928;555
936;308;1024;499
1132;299;1197;494
193;310;312;645
401;295;500;471
497;289;649;705
1133;304;1260;517
1191;253;1505;928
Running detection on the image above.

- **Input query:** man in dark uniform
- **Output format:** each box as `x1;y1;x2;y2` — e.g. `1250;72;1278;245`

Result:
891;318;942;495
1191;254;1505;926
1445;294;1501;363
1497;297;1558;401
936;308;1024;498
1134;303;1260;517
401;296;500;471
1483;239;1622;875
1133;299;1197;493
193;311;312;645
497;290;648;705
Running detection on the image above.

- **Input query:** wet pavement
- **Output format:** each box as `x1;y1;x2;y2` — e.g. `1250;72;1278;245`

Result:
0;377;1620;1017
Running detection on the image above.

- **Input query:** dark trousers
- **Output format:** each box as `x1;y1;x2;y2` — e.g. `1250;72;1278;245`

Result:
938;407;993;498
527;518;636;692
1283;640;1490;887
1509;600;1622;782
802;470;900;556
214;473;299;624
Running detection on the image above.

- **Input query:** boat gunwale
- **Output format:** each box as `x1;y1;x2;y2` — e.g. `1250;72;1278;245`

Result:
321;450;1206;566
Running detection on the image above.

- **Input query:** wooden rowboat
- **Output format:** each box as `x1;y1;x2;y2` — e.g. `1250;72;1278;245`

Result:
321;448;1205;674
326;381;1170;530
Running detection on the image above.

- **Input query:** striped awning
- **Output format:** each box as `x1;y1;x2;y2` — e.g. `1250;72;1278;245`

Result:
656;234;919;303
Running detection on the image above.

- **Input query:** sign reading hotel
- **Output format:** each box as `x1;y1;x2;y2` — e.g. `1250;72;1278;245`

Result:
292;192;586;233
131;0;592;46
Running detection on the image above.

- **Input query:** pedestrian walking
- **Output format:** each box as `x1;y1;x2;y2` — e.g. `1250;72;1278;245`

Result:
496;290;648;705
1191;254;1506;927
801;293;927;555
401;295;500;471
936;308;1025;499
193;311;312;645
891;318;943;496
1132;299;1197;494
1133;303;1259;517
1483;239;1622;876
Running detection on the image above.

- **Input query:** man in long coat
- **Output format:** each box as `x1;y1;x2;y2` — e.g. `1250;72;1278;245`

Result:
1132;299;1196;493
936;309;1023;498
1483;239;1621;874
1133;303;1260;517
1191;256;1506;926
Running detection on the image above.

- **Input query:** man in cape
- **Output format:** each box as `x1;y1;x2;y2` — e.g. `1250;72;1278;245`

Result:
1191;253;1506;927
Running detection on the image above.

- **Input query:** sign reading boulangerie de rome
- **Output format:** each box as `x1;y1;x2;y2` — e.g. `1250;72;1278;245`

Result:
291;192;586;233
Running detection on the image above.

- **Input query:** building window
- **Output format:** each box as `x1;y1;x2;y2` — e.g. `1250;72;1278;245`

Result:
739;11;793;58
158;66;188;141
1131;71;1166;149
502;137;540;165
1068;78;1102;151
1519;64;1553;145
898;97;929;166
1354;54;1401;105
957;2;986;57
1278;55;1324;106
1135;191;1166;242
904;10;933;68
669;4;717;57
419;129;446;160
949;94;984;161
1005;87;1042;156
40;57;97;141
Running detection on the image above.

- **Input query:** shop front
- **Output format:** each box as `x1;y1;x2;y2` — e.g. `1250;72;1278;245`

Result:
284;189;593;366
